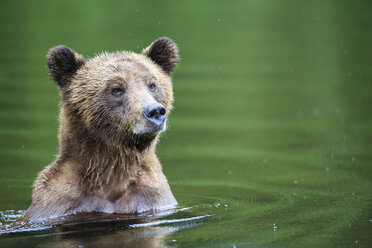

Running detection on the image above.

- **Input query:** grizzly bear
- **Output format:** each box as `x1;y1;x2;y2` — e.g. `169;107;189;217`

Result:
22;37;179;223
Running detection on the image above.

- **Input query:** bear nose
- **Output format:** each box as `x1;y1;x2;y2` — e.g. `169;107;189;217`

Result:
143;103;166;129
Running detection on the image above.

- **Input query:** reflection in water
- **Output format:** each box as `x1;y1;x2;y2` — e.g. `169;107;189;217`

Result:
0;209;208;248
46;226;178;248
44;219;203;248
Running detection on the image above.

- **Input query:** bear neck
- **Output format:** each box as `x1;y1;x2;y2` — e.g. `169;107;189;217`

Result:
57;106;157;189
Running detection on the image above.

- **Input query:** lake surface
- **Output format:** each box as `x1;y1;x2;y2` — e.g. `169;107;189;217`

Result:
0;0;371;247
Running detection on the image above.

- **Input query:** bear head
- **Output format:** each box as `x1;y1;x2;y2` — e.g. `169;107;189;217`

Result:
47;37;179;151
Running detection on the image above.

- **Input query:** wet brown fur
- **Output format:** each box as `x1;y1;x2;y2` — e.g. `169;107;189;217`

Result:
22;38;179;223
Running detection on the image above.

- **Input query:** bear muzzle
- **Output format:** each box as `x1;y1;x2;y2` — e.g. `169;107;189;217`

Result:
143;103;167;131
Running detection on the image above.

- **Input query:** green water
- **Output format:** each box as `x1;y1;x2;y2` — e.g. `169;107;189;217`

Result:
0;0;371;247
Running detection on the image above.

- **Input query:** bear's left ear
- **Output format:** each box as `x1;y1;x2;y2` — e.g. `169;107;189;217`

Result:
47;45;86;89
142;37;179;75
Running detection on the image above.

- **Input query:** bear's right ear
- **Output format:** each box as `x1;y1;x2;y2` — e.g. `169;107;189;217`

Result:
142;37;179;75
47;45;85;88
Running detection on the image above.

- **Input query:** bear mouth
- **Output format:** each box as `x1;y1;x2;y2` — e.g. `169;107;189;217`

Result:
132;117;166;135
146;120;166;132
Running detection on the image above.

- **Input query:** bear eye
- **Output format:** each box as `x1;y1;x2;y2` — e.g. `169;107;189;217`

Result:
149;83;156;91
111;87;124;97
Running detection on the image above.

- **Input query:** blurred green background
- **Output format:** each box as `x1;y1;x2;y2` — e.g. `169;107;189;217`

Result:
0;0;371;247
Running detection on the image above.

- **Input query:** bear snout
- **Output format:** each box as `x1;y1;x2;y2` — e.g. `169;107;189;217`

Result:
143;103;166;130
